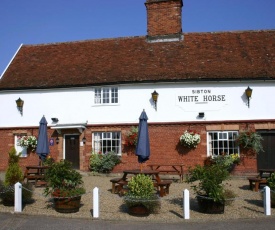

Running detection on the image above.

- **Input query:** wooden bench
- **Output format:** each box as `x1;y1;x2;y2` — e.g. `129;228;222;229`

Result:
117;181;128;196
247;177;267;192
110;178;127;194
157;180;173;197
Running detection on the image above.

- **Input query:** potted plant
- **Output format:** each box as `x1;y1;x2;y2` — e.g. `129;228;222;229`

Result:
186;164;231;214
89;151;121;173
123;174;161;216
267;172;275;208
44;160;86;213
236;130;264;154
208;154;241;172
0;147;33;206
179;130;201;149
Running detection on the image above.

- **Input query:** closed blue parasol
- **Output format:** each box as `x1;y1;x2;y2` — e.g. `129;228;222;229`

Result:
135;110;150;167
36;116;50;162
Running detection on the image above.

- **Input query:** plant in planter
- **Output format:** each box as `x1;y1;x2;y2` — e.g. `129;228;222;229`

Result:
44;160;86;213
236;130;264;154
186;164;231;214
0;147;33;206
179;130;201;149
209;154;241;172
123;174;161;216
267;172;275;208
90;151;121;173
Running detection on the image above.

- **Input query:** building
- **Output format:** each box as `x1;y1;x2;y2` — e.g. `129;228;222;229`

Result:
0;0;274;174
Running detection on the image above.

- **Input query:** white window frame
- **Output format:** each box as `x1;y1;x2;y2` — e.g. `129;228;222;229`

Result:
94;87;119;105
92;131;121;155
14;134;27;157
207;131;239;157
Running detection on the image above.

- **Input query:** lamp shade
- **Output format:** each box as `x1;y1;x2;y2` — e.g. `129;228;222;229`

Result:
245;87;252;98
151;90;159;102
16;97;24;107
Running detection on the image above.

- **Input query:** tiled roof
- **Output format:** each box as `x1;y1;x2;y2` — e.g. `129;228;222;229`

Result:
0;30;274;90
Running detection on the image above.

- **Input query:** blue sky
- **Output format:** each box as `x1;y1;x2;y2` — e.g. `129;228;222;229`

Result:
0;0;274;76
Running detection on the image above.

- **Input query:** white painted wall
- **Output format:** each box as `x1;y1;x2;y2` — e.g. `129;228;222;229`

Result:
0;81;274;127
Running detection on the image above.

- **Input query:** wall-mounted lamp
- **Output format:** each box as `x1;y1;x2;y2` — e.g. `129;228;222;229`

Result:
55;137;59;144
16;97;24;115
51;118;59;123
82;136;86;144
151;90;159;111
198;112;205;118
245;86;253;108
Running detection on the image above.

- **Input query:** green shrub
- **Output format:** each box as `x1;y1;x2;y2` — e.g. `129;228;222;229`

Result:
186;164;230;202
5;147;23;185
124;174;160;213
44;160;85;197
267;173;275;191
0;147;33;205
90;151;121;173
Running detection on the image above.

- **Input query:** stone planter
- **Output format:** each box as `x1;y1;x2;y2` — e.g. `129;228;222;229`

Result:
197;195;225;214
53;196;82;213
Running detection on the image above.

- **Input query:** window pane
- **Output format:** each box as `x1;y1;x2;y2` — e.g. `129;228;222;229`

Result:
208;131;239;156
15;135;27;157
93;131;121;154
111;88;118;103
103;88;109;103
94;89;101;104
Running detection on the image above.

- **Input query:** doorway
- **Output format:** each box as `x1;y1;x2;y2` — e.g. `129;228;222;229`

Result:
257;131;275;170
65;134;80;169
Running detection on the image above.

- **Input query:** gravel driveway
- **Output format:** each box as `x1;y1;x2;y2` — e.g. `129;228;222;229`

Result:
0;173;272;223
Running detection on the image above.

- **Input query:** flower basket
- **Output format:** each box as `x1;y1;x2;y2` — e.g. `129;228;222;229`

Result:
180;130;201;148
125;126;138;147
18;135;37;152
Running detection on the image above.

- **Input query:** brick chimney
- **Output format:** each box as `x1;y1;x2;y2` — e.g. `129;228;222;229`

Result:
145;0;183;42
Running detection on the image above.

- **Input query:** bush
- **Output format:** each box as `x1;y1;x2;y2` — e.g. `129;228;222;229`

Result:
186;164;230;202
44;160;85;197
124;174;161;213
90;151;121;173
0;147;33;205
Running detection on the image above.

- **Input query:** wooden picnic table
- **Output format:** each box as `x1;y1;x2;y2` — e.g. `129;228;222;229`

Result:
24;165;49;187
147;163;184;182
247;169;275;192
110;169;172;197
259;169;275;178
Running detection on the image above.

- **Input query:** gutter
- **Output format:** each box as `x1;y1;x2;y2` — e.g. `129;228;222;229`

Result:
0;43;23;79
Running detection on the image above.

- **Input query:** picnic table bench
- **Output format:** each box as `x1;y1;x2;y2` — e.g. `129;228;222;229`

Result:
147;163;184;182
247;169;275;192
24;165;49;187
110;169;173;197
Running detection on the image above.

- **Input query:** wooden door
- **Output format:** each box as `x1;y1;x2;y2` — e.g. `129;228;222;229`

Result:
257;131;275;170
65;135;80;169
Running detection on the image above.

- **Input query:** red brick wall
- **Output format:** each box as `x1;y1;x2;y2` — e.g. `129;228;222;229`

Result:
1;120;273;175
146;0;182;36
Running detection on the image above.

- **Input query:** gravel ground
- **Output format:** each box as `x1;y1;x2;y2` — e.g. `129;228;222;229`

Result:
0;173;273;223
